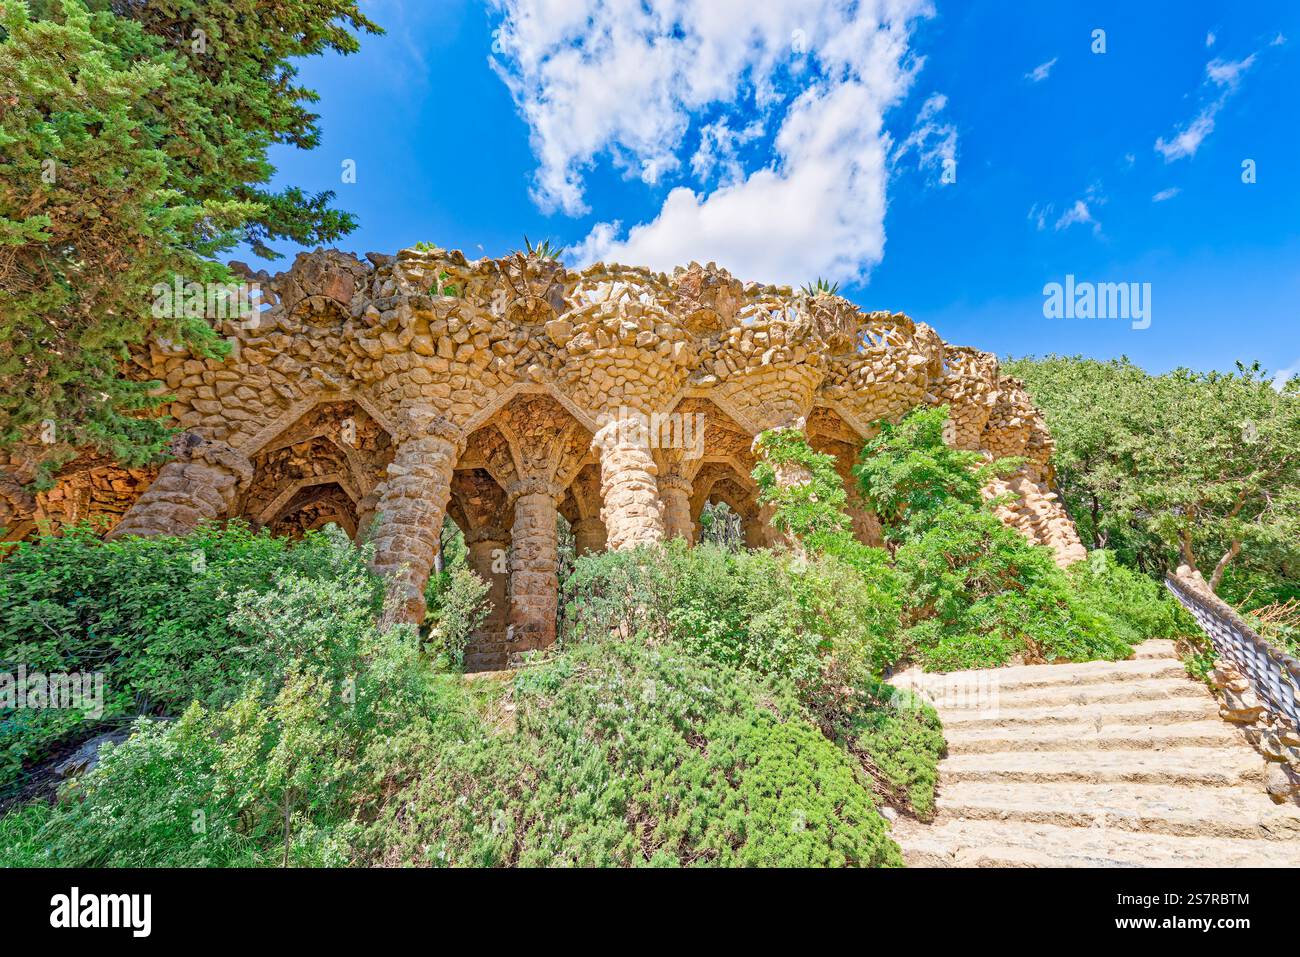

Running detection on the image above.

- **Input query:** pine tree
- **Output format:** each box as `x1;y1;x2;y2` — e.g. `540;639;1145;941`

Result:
0;0;379;481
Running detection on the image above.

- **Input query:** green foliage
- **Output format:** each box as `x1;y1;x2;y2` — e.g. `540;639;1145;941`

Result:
424;564;491;670
351;634;901;867
752;427;853;550
1067;550;1196;645
893;502;1133;670
558;543;936;822
801;278;841;297
0;712;261;867
846;406;1137;671
0;0;378;473
522;235;564;260
565;542;903;708
1006;356;1300;592
698;500;745;549
0;540;435;867
855;405;1020;541
0;521;380;795
847;681;946;821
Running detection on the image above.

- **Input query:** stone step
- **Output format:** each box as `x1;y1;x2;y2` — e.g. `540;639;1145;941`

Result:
894;819;1300;868
946;719;1244;755
1132;639;1179;659
901;657;1187;697
936;781;1300;840
974;676;1207;711
938;748;1265;788
940;695;1219;730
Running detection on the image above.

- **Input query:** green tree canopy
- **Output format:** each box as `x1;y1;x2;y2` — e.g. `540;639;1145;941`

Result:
1006;355;1300;593
0;0;379;480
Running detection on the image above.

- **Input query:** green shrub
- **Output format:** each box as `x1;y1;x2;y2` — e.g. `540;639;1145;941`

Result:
350;634;901;867
0;711;263;868
0;543;437;868
752;427;853;548
0;522;381;795
894;503;1133;671
563;541;903;715
1068;550;1196;644
855;406;1020;542
847;680;946;821
424;564;491;670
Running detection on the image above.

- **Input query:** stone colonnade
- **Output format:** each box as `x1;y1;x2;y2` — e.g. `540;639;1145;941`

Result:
6;246;1090;672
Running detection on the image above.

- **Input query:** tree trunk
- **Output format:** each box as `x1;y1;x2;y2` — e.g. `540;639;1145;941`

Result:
1208;540;1242;593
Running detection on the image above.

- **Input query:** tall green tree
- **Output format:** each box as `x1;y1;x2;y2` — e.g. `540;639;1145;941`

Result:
0;0;379;480
1007;356;1300;593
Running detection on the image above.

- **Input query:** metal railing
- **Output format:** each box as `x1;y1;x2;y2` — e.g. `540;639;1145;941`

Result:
1166;575;1300;729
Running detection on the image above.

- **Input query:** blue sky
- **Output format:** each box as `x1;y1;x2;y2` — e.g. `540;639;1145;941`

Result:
239;0;1300;378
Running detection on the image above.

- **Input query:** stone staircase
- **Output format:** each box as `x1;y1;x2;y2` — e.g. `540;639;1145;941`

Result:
891;640;1300;867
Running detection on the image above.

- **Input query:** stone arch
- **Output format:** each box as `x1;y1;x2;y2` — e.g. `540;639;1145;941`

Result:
690;460;769;548
459;393;595;665
236;400;394;540
233;390;398;460
266;481;359;540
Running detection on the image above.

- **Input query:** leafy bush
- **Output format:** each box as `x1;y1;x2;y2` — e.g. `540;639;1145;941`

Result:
846;681;946;821
0;542;438;867
563;541;903;717
424;564;490;669
0;522;379;795
854;406;1019;543
1067;551;1196;644
752;427;853;549
350;634;901;867
893;502;1133;671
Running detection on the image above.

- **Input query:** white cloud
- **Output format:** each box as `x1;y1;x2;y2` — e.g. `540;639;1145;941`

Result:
1270;33;1287;47
1035;184;1104;236
1206;54;1256;88
691;118;765;186
490;0;938;285
1054;200;1099;234
1155;53;1257;162
1206;31;1216;48
1155;112;1217;161
892;92;957;182
1024;56;1058;83
1151;187;1181;202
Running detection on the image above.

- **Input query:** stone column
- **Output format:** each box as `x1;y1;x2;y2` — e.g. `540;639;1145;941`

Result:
571;516;607;557
463;526;511;671
108;434;252;539
368;412;463;623
847;503;885;547
744;503;778;549
658;471;695;544
593;417;664;550
506;478;562;658
354;486;382;544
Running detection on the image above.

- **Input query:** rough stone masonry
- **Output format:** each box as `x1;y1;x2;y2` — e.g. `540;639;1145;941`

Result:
0;246;1086;670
